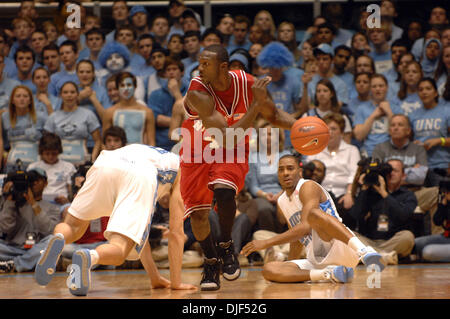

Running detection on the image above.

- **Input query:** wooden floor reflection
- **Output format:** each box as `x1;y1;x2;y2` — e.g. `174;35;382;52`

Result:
1;264;449;299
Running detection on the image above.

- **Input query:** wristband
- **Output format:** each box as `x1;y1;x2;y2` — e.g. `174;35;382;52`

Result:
441;137;446;146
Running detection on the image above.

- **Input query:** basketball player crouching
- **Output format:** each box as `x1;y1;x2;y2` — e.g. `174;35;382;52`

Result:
241;154;385;283
35;144;196;295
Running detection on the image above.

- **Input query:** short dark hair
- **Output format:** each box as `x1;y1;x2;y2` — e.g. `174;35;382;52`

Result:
85;27;105;41
391;38;410;50
138;33;155;44
42;42;59;55
279;153;301;167
334;45;351;56
115;25;137;40
39;132;63;154
14;45;35;62
317;22;337;35
163;56;184;72
183;30;201;41
202;27;224;44
203;44;229;63
59;40;78;54
103;126;127;145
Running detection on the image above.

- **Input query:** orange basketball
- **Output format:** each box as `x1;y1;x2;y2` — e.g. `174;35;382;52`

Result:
290;116;330;155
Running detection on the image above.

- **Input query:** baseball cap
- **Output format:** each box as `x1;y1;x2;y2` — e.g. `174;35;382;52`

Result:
313;43;334;57
129;6;148;18
27;168;48;180
229;53;249;70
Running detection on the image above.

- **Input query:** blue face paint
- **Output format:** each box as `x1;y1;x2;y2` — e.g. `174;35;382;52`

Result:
119;77;135;100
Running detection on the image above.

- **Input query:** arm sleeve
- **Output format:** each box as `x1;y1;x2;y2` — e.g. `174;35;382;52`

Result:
385;190;417;224
0;200;17;234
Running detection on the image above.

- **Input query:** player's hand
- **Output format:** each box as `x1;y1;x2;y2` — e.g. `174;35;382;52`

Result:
151;275;171;289
241;239;267;257
171;282;198;290
252;76;272;104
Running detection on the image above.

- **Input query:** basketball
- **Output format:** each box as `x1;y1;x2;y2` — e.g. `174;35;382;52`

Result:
290;117;330;155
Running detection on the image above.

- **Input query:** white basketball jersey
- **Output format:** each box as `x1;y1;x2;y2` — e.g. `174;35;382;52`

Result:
95;144;180;185
277;178;342;247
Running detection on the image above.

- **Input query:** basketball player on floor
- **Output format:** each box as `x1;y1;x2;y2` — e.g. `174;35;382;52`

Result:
241;154;385;283
35;144;197;296
180;44;300;291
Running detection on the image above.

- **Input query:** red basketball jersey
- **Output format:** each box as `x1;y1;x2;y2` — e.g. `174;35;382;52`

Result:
180;70;254;164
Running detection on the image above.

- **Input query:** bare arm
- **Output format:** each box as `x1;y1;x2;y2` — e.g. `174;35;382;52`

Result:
90;129;102;161
186;77;272;147
140;240;171;289
168;99;186;142
101;107;114;135
241;203;311;257
145;108;156;146
168;173;197;290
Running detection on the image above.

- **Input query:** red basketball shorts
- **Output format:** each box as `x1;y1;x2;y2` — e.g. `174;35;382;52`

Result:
180;161;248;219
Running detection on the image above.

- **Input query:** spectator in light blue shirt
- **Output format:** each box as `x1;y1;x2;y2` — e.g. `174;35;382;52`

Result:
227;15;252;54
1;85;46;172
353;74;400;157
0;54;21;111
48;40;79;96
307;43;349;105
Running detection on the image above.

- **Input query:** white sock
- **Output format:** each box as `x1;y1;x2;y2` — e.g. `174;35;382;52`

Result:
348;237;367;253
89;250;99;266
55;233;65;240
310;269;327;282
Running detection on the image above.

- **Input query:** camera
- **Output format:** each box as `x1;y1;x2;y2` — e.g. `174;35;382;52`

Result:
3;160;45;207
3;160;30;207
358;158;393;187
71;161;93;195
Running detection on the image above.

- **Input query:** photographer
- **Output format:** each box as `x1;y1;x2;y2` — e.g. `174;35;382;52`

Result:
0;169;61;273
413;180;450;262
350;159;417;264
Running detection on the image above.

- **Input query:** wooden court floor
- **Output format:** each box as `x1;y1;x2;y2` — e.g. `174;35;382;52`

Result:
0;263;449;299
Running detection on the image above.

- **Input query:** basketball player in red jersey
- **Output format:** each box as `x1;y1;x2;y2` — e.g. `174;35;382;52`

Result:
180;45;296;291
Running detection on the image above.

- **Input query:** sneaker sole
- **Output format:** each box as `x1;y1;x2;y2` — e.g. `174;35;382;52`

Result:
69;250;91;296
200;283;220;291
362;252;386;272
333;266;354;283
223;267;241;281
35;235;65;286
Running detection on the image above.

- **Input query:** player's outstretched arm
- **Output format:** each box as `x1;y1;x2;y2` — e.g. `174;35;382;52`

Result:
168;173;197;290
258;94;296;130
140;240;171;289
240;205;311;257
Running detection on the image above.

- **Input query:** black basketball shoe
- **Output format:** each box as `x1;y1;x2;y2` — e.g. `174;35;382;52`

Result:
218;240;241;281
200;257;221;291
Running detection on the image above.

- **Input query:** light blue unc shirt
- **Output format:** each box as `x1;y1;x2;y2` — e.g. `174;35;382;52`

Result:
409;100;450;169
44;107;100;164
